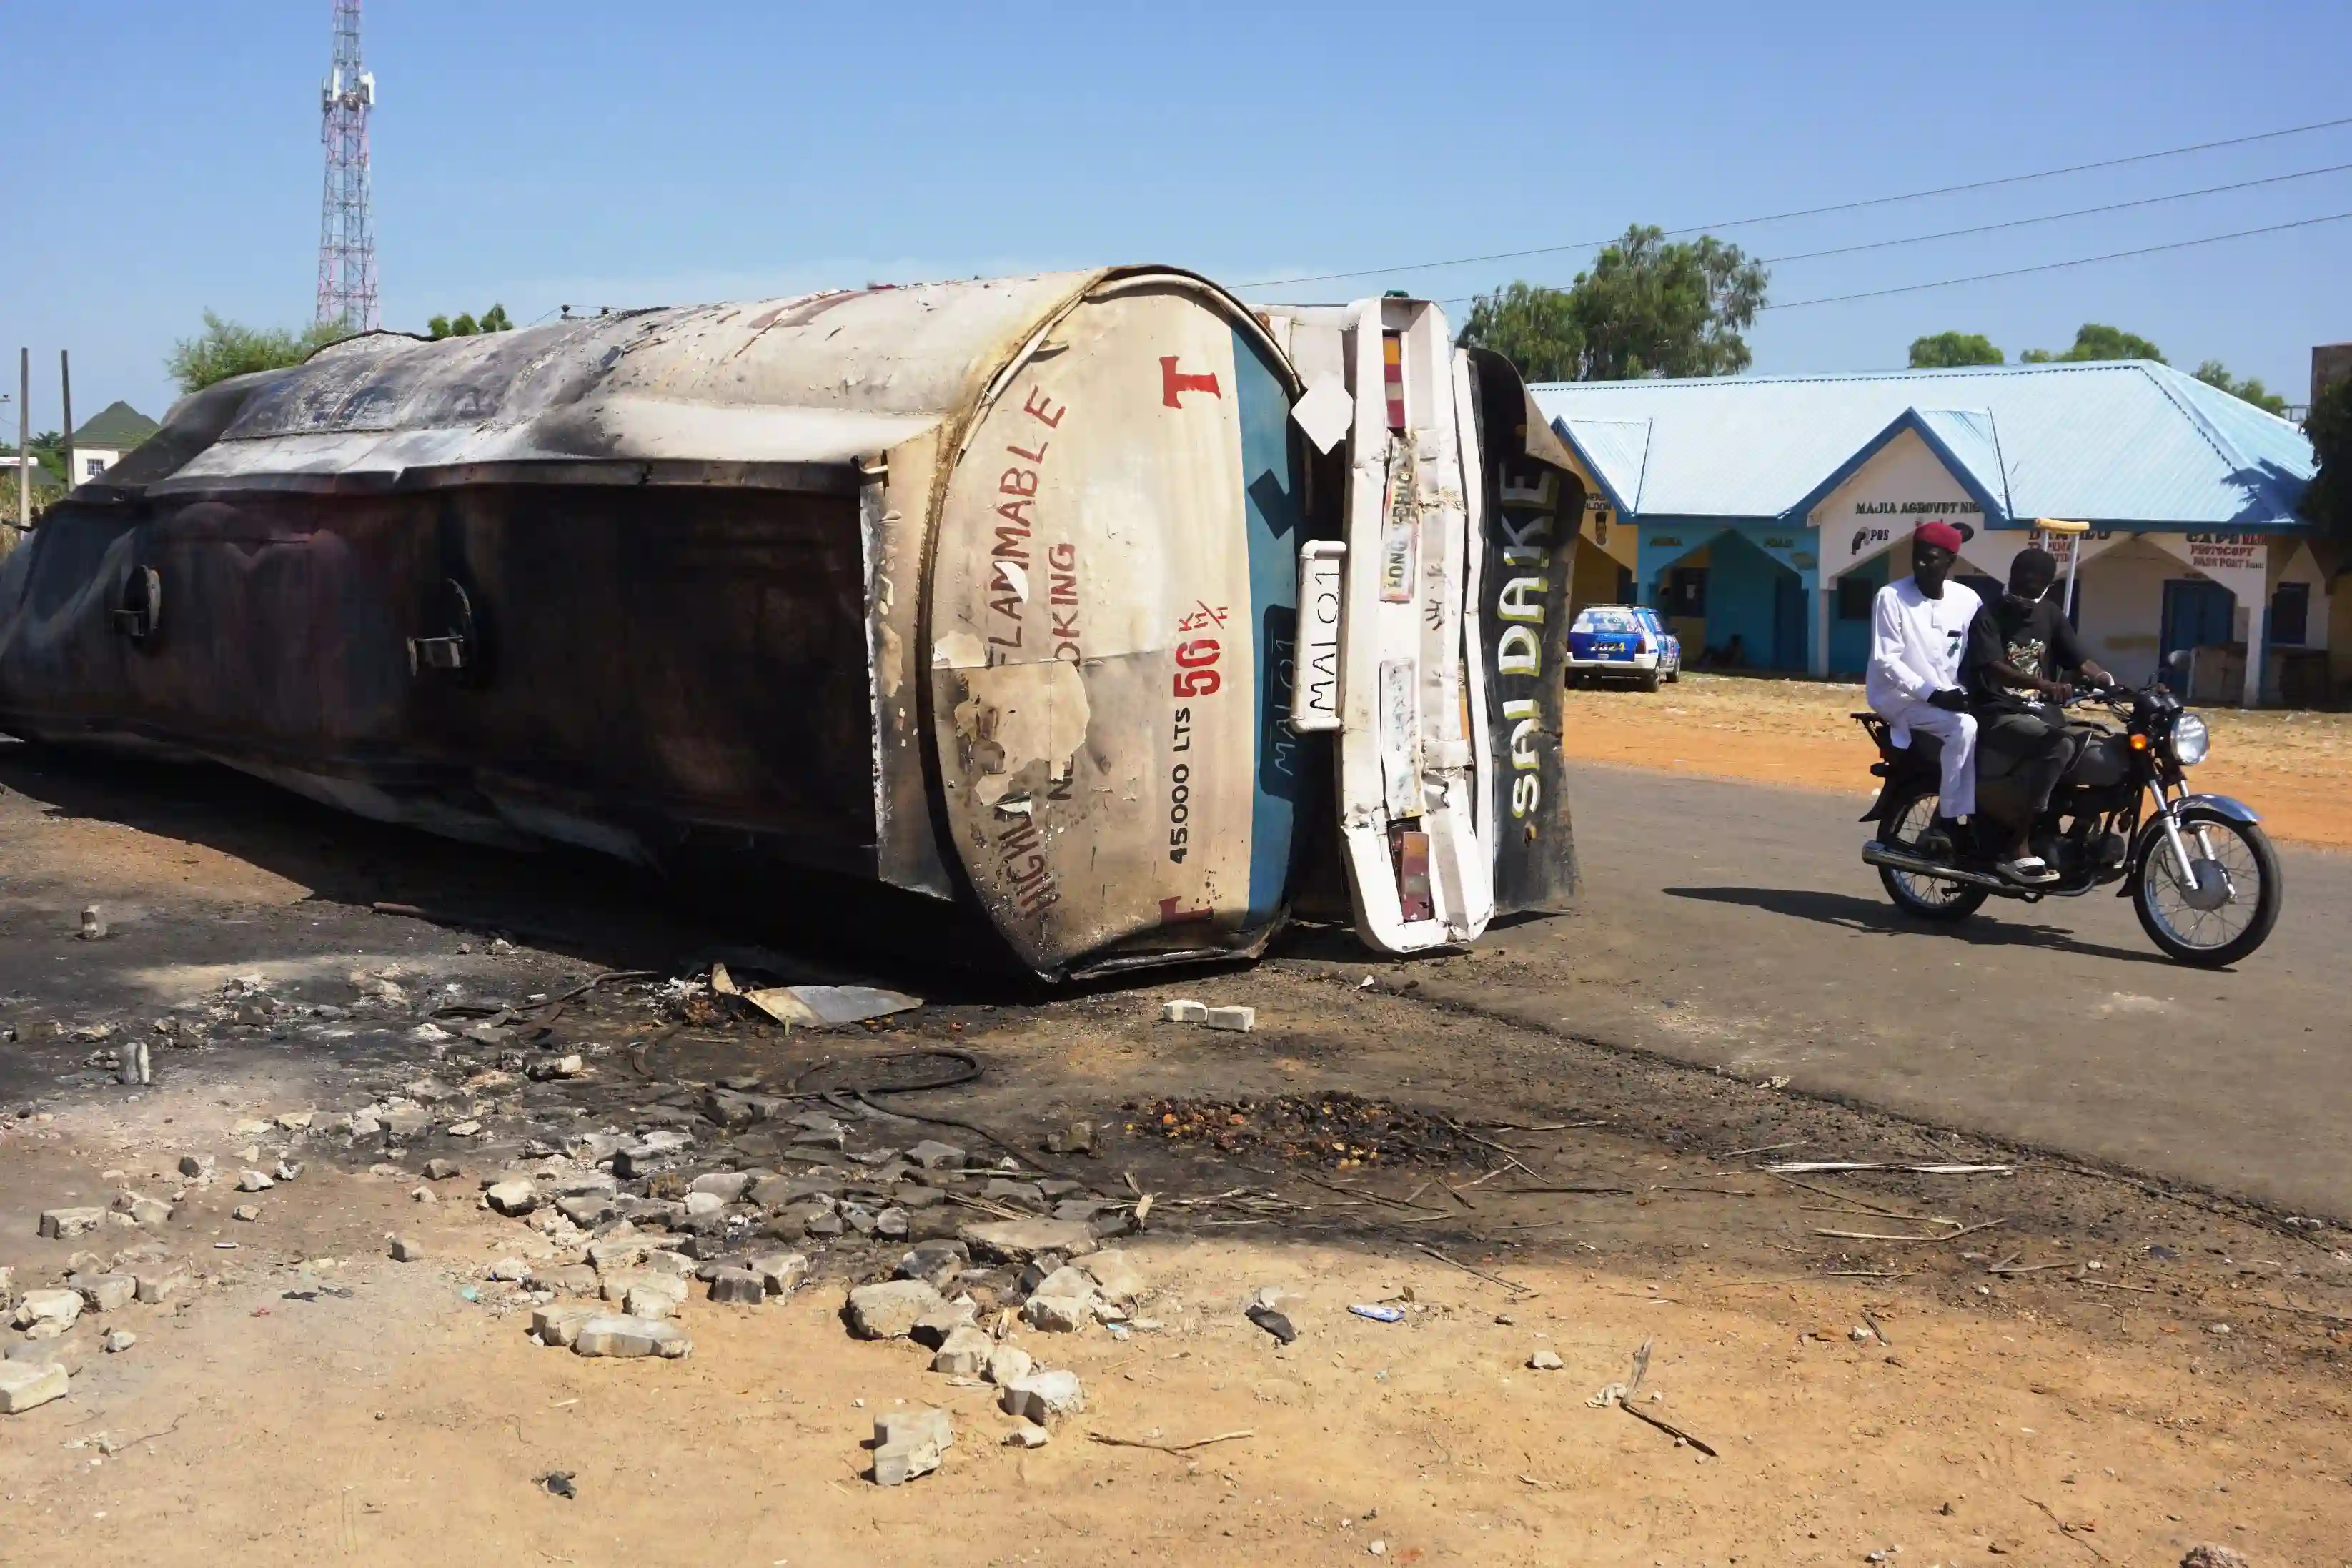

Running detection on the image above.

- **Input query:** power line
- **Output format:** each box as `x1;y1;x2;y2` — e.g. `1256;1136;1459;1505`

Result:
1758;160;2352;266
1428;207;2352;311
1238;113;2352;291
1757;209;2352;312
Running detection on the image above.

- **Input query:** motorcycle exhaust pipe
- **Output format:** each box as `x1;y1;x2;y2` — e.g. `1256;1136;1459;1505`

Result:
1860;840;2013;893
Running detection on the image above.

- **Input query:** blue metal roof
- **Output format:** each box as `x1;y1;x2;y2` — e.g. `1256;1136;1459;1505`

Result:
1532;360;2315;529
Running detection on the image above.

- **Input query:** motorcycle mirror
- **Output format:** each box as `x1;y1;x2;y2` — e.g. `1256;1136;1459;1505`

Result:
2165;650;2192;672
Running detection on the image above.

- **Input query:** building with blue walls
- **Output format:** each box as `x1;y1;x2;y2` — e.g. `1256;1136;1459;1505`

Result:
1532;362;2326;706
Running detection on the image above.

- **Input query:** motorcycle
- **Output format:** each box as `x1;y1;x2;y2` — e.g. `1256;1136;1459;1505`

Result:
1855;657;2283;967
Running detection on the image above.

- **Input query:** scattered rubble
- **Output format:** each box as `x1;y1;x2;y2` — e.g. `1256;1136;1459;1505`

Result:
1130;1092;1489;1169
389;1236;425;1262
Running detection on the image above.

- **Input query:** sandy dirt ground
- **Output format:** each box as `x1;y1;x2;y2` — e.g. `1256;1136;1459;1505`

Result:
1563;674;2352;851
4;744;2352;1566
0;748;2342;1561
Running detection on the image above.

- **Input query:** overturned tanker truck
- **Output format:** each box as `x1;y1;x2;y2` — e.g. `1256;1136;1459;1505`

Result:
0;267;1585;979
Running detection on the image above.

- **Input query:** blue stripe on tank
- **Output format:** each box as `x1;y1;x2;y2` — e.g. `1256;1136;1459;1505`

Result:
1231;327;1304;927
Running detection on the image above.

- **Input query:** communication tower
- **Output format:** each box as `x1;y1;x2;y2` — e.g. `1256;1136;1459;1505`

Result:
314;0;379;332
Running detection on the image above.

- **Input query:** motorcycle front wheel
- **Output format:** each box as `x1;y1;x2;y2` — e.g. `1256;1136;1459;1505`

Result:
1877;790;1988;923
2133;807;2283;967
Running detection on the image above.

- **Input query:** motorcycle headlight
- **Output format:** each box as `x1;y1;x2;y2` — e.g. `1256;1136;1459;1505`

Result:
2173;712;2210;766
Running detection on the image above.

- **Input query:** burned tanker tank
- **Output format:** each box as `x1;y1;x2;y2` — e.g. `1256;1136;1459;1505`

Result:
0;268;1583;978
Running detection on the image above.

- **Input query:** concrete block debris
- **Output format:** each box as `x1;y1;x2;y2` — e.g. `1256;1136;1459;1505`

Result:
996;1369;1085;1424
1204;1005;1255;1032
0;1360;69;1414
845;1279;945;1340
1159;998;1208;1023
37;1208;105;1240
571;1314;690;1359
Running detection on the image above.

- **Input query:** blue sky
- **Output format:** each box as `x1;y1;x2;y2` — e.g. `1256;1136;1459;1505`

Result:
4;0;2347;426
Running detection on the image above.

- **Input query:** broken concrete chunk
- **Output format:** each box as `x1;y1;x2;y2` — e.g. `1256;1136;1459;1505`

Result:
237;1170;274;1194
1160;999;1208;1023
1003;1423;1050;1448
983;1344;1033;1386
74;1275;137;1313
845;1279;946;1341
526;1053;585;1081
930;1323;996;1376
571;1314;691;1359
274;1159;304;1183
871;1438;941;1487
531;1303;603;1348
231;1204;262;1224
116;1194;174;1227
101;1329;136;1354
422;1158;462;1181
750;1252;809;1298
389;1235;425;1262
1527;1350;1564;1371
530;1262;600;1298
959;1218;1099;1264
0;1359;69;1414
1030;1264;1098;1302
485;1179;537;1216
1203;1005;1255;1032
37;1208;106;1240
895;1241;968;1291
1021;1295;1093;1333
1078;1249;1146;1303
707;1268;765;1306
876;1406;956;1451
688;1171;753;1203
12;1291;82;1331
556;1194;613;1227
134;1269;190;1306
619;1276;690;1320
997;1369;1085;1424
910;1299;979;1349
905;1140;966;1170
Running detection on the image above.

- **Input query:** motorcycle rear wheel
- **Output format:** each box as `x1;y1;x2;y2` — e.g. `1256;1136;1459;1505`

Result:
1877;790;1988;922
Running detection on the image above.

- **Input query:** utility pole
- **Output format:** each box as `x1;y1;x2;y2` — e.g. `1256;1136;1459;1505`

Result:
59;350;75;495
14;347;26;535
314;0;379;332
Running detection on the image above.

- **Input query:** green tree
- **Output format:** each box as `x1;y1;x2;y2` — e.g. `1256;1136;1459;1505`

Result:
1459;226;1769;382
1455;282;1584;383
2020;323;2166;364
2300;377;2352;552
167;312;350;394
2191;359;2288;416
426;304;513;340
1907;331;2003;368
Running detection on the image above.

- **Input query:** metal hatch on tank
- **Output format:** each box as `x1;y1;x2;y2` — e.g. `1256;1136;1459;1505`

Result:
0;269;1576;981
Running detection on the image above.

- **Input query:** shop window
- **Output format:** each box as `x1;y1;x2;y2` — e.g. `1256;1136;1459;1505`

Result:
1836;576;1877;622
2270;581;2310;645
1665;567;1707;617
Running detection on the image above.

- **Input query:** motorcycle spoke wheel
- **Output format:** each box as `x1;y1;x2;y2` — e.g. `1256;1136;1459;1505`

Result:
2142;826;2261;951
1880;795;1985;920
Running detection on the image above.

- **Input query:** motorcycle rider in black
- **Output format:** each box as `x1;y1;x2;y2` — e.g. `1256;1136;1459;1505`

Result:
1963;548;2118;887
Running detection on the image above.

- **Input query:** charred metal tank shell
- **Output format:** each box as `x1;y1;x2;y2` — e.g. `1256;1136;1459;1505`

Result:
0;268;1318;978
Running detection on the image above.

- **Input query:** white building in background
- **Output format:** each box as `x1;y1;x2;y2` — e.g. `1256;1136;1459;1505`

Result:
1534;361;2326;706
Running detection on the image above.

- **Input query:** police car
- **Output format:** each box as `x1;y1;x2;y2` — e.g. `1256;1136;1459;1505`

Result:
1564;604;1681;691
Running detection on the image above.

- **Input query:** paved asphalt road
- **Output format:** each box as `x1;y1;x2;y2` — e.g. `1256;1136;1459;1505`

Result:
1416;762;2349;1220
